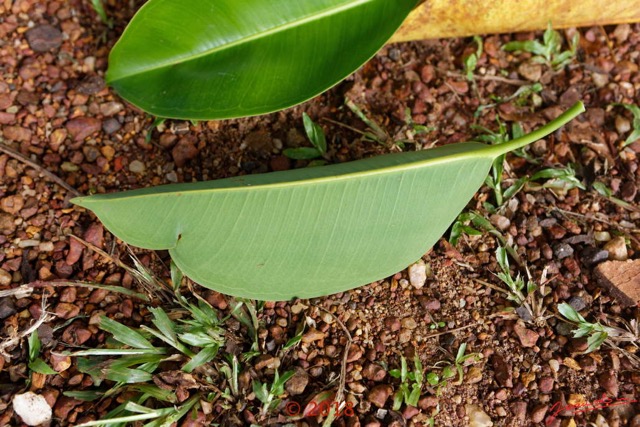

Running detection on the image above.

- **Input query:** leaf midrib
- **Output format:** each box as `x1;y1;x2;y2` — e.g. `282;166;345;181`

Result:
75;144;493;204
108;0;371;83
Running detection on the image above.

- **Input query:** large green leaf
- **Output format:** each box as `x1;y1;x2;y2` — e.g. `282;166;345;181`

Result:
107;0;418;120
73;103;584;300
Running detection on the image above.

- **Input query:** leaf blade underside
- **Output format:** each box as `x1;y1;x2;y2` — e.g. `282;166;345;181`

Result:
73;103;585;300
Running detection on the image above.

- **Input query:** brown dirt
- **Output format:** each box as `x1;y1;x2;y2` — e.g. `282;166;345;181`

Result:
0;1;639;426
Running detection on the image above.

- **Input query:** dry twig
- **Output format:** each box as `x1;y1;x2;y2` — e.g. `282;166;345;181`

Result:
0;142;81;197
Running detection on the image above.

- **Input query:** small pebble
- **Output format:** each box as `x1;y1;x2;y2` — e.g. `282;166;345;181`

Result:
553;243;574;260
0;268;12;286
25;25;62;52
466;404;493;427
13;392;52;426
615;116;631;135
408;261;427;289
567;296;587;311
604;236;628;261
129;160;145;174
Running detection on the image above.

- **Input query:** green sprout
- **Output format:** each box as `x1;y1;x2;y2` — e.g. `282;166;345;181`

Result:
389;354;423;410
463;36;484;81
89;0;113;28
592;181;639;212
252;369;295;418
428;343;481;393
557;303;617;353
284;113;328;164
503;22;579;71
28;330;57;376
495;246;535;306
613;103;640;147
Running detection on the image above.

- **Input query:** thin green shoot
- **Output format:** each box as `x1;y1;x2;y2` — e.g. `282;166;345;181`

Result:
528;164;585;193
345;99;389;145
495;246;535;306
89;0;113;28
463;36;483;81
428;343;481;393
230;298;263;357
473;119;529;210
613;103;640;147
449;211;522;265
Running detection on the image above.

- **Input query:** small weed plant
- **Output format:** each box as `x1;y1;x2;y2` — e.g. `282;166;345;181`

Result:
503;23;579;71
463;36;484;81
426;343;481;393
389;354;423;410
613;103;640;147
284;113;328;164
252;369;295;418
557;303;616;353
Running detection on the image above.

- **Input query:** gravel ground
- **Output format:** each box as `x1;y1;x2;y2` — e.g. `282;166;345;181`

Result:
0;1;639;426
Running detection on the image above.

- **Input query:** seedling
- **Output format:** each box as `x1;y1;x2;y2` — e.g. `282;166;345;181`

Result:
219;354;241;398
284;113;328;164
389;354;423;410
495;246;534;306
503;22;579;71
472;119;531;210
27;330;57;376
475;83;543;117
493;246;553;327
463;36;484;81
528;164;585;193
252;369;295;418
427;343;481;393
345;99;391;146
557;303;617;353
230;298;264;357
449;211;522;265
592;181;640;212
89;0;112;28
76;394;199;427
613;103;640;147
429;321;446;330
403;107;436;144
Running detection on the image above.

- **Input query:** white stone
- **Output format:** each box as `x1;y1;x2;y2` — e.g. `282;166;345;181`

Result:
466;404;493;427
408;261;427;289
12;392;52;426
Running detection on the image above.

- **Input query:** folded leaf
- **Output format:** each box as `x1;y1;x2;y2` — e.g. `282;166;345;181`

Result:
107;0;418;119
73;102;584;300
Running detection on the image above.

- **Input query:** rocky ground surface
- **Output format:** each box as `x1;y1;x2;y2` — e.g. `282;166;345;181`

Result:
0;1;639;426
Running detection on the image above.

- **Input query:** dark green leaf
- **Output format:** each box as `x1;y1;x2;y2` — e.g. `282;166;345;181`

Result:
182;345;219;373
283;147;322;160
557;302;586;324
29;358;57;375
63;390;104;401
303;113;327;154
99;316;155;349
28;330;41;363
107;0;417;119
